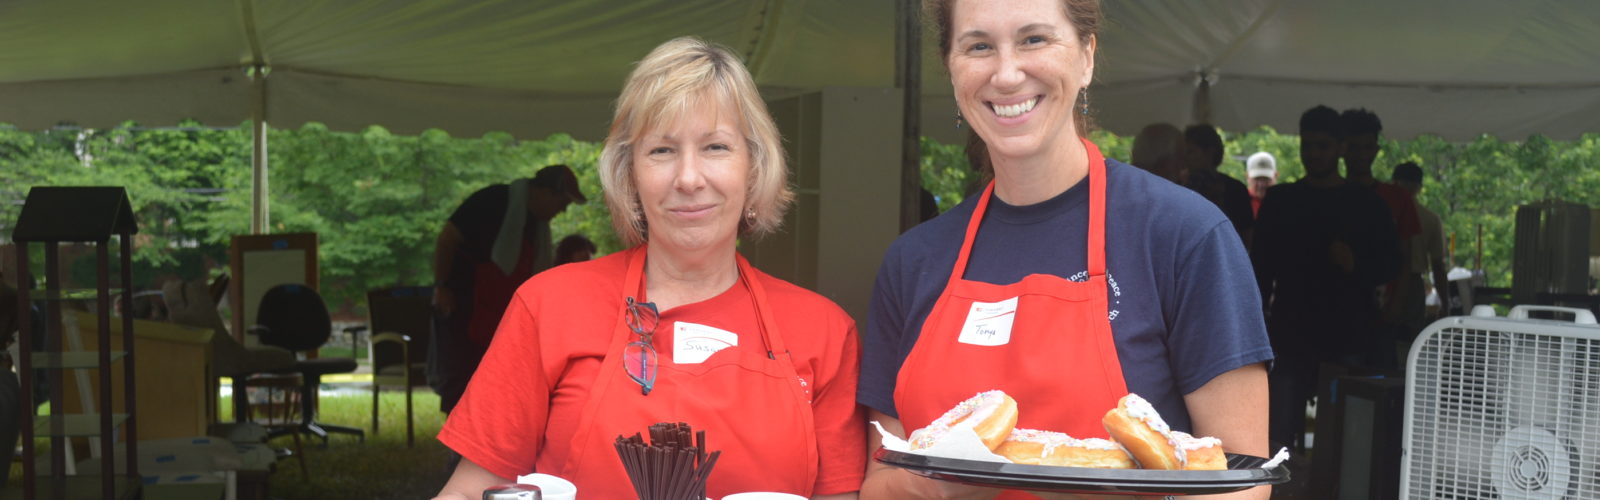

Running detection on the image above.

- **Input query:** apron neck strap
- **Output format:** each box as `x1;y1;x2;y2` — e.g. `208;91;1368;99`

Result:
625;246;787;360
949;136;1109;279
735;253;787;359
623;245;649;298
950;181;997;279
1083;137;1107;277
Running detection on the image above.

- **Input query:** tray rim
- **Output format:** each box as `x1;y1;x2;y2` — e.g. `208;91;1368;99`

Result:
873;448;1290;493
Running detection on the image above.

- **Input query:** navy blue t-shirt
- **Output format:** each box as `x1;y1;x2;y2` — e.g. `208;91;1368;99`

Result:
858;159;1274;433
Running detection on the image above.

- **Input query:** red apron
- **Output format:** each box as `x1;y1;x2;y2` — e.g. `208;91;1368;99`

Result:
467;242;536;347
553;248;819;499
893;138;1128;499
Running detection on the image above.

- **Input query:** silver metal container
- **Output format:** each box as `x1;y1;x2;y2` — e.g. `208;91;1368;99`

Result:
483;483;541;500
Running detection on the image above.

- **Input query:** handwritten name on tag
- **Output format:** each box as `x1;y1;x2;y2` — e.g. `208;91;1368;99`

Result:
672;321;738;364
957;297;1017;346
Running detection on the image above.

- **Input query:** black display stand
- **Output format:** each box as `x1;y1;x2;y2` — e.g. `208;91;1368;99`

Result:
11;186;140;500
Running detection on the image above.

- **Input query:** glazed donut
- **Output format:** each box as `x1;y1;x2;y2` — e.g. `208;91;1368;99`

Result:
908;390;1019;451
1101;393;1184;470
1172;431;1227;470
996;429;1135;468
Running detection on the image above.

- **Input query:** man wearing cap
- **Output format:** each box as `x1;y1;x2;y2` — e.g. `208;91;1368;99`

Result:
1246;152;1276;217
431;164;586;414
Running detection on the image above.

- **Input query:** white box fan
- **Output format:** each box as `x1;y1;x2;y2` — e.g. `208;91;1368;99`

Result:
1402;305;1600;499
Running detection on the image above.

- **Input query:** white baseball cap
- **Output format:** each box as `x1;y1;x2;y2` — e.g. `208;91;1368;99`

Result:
1246;152;1277;179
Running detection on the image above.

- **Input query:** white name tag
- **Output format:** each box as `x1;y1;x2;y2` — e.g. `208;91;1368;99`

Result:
957;297;1018;346
672;321;739;364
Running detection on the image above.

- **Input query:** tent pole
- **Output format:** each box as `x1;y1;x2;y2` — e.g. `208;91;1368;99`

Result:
896;0;923;233
250;65;269;234
1191;76;1213;126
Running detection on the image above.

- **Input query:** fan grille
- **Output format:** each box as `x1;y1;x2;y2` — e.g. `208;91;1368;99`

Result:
1404;323;1600;499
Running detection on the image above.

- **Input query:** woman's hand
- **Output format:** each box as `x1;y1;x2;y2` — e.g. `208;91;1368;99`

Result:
433;456;511;500
1327;240;1355;274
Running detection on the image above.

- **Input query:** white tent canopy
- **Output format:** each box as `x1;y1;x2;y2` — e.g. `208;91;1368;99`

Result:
3;0;1598;142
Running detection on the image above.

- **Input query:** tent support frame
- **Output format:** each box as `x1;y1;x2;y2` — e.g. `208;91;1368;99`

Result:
896;0;923;233
250;66;269;234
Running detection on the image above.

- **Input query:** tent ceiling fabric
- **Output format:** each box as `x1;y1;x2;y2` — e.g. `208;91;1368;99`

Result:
2;0;1597;141
1089;0;1600;141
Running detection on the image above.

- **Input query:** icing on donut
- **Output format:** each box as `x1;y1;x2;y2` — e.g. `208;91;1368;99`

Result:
1103;393;1208;470
908;390;1018;451
1171;431;1228;470
1121;393;1186;466
997;428;1136;468
1006;428;1121;452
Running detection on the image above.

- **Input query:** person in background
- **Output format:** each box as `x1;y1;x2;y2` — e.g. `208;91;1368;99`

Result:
1339;108;1420;242
1338;108;1418;370
1182;124;1254;245
1245;152;1276;217
432;37;864;500
1387;162;1450;354
553;234;598;266
0;279;21;470
860;0;1272;498
1253;105;1400;454
920;188;942;224
431;164;587;415
1129;122;1186;184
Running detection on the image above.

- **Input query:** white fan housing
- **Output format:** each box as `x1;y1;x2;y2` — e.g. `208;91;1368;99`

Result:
1402;305;1600;499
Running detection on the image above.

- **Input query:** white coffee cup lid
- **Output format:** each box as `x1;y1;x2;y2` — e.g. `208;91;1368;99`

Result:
515;473;576;499
722;493;807;500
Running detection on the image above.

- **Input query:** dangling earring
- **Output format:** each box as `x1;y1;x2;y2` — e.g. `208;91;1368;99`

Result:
745;208;757;221
1078;88;1090;116
954;109;964;129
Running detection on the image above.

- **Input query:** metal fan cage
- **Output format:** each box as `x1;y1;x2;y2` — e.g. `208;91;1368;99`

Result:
1402;311;1600;499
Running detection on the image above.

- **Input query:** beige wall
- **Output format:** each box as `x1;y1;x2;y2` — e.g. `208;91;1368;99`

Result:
747;87;903;325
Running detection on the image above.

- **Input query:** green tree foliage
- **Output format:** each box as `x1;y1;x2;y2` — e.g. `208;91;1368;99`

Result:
4;122;1596;311
1;122;614;310
1;122;251;286
918;127;1600;289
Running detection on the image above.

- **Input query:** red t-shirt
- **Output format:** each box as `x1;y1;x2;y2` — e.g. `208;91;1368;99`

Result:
1374;182;1421;240
438;248;866;496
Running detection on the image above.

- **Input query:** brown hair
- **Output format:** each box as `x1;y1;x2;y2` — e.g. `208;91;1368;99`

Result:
925;0;1101;59
926;0;1103;175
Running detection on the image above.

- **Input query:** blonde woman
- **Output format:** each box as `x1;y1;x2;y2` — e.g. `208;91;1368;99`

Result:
433;37;864;499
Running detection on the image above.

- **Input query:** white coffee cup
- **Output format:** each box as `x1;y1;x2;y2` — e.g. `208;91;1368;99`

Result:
722;493;807;500
515;473;577;500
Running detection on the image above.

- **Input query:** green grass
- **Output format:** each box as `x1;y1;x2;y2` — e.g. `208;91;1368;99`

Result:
234;389;453;500
316;345;370;361
14;389;454;500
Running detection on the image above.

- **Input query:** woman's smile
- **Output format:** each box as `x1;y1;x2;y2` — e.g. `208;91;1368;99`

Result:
990;95;1042;121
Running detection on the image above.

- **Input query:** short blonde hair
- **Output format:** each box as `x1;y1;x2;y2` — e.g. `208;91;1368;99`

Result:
599;37;793;247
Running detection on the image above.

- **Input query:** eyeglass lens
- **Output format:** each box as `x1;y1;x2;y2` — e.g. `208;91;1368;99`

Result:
624;340;657;395
623;297;660;395
625;297;659;338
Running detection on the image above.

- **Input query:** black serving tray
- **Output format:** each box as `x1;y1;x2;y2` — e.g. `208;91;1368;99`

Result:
874;448;1290;496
